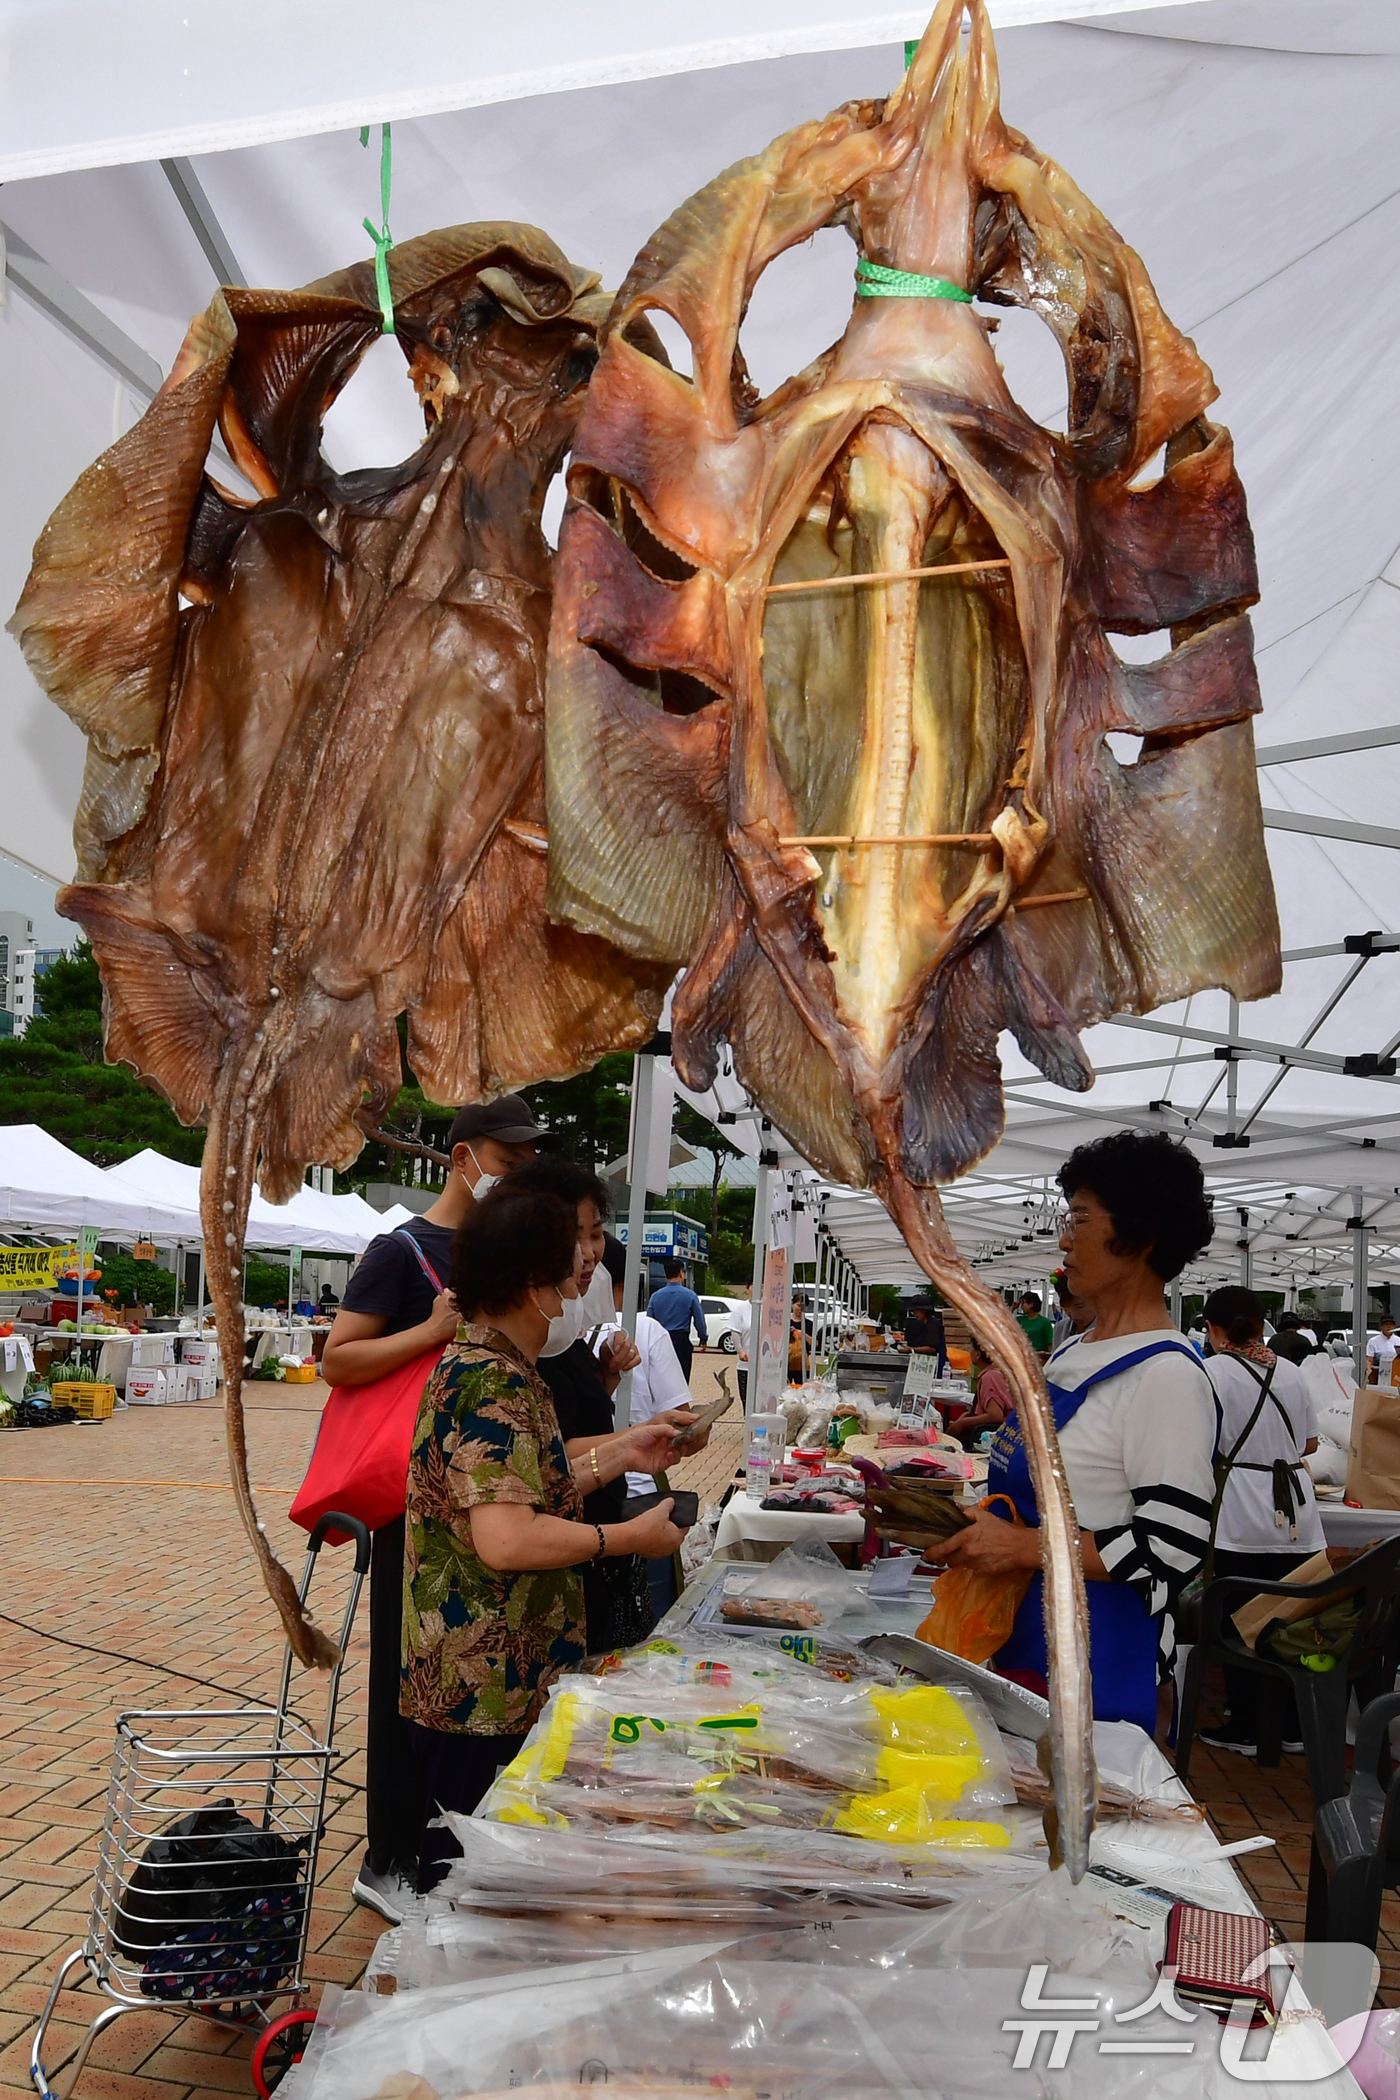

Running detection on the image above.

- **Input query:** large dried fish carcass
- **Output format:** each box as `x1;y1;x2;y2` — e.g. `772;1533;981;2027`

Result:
11;226;669;1667
545;0;1277;1877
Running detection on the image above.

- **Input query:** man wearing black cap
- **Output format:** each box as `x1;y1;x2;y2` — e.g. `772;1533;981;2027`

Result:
322;1093;554;1924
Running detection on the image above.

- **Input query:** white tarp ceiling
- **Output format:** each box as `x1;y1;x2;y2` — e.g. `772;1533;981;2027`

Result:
2;0;1399;1265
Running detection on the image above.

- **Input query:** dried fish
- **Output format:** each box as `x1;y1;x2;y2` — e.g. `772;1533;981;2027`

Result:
11;226;669;1665
545;0;1276;1877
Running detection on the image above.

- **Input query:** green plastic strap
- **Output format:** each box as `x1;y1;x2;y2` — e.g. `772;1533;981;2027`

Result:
359;122;395;334
855;257;972;303
904;38;919;68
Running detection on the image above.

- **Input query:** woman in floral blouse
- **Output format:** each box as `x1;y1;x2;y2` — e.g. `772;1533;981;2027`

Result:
402;1183;685;1889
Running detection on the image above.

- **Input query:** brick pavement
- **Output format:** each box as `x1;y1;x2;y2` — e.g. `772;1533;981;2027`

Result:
1;1363;1396;2099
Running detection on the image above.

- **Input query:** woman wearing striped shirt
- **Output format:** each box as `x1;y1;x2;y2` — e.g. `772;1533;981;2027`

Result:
926;1131;1215;1738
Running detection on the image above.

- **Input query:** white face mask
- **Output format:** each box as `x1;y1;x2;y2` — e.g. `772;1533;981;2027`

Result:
460;1143;502;1202
539;1263;613;1357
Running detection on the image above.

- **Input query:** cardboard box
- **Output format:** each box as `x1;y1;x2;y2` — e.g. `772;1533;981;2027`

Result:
1231;1549;1352;1649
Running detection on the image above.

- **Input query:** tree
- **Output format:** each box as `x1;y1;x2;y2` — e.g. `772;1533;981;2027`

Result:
0;942;205;1167
672;1100;744;1240
520;1054;636;1168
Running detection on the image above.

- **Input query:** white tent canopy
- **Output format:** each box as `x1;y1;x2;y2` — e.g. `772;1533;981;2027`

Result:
103;1149;382;1256
0;1125;200;1237
2;1;1399;1286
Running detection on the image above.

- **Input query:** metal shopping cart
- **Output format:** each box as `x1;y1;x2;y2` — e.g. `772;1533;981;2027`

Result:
30;1513;370;2100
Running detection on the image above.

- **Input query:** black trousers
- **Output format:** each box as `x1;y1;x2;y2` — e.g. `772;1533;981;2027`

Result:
666;1331;694;1384
366;1516;427;1875
409;1722;528;1892
1214;1546;1314;1737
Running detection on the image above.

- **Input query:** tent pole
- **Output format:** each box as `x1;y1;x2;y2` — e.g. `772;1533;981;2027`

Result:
748;1157;771;1425
1351;1187;1369;1382
618;1052;657;1431
74;1224;85;1356
1170;1277;1182;1332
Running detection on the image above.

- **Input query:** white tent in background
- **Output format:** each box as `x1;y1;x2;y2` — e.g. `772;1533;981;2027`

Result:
103;1148;376;1256
0;1124;200;1237
374;1204;421;1234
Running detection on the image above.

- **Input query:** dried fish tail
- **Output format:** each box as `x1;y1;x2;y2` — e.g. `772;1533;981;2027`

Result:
883;1172;1096;1881
201;1059;340;1671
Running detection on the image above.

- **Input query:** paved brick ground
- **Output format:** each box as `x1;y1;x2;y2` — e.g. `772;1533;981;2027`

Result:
1;1362;1395;2098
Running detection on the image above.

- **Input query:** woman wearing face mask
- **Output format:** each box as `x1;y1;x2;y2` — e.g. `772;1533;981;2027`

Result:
321;1095;552;1927
508;1158;692;1649
403;1184;686;1889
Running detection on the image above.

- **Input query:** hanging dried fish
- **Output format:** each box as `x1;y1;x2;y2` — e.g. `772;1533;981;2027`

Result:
545;1;1277;1876
12;226;669;1667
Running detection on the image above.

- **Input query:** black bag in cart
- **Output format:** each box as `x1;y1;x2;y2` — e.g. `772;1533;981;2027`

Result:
114;1799;306;1960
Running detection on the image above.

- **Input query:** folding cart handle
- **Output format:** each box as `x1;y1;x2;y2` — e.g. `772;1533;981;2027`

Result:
305;1511;371;1574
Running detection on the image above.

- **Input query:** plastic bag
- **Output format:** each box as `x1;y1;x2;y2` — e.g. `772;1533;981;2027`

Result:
718;1535;853;1629
114;1799;306;1960
914;1495;1033;1663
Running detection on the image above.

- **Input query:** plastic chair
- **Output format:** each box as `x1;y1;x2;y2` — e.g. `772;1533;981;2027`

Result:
1175;1534;1400;1809
1304;1689;1400;1949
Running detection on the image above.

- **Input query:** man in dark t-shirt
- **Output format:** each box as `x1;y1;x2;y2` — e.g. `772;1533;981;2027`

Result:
323;1094;555;1923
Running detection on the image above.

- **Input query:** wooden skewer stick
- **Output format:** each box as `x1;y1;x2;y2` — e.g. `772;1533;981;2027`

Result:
1011;888;1091;911
779;832;995;848
765;557;1012;598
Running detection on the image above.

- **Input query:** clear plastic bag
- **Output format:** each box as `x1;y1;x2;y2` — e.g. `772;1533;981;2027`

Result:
717;1535;854;1629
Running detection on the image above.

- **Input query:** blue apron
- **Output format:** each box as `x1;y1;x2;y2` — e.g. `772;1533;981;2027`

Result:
986;1337;1206;1737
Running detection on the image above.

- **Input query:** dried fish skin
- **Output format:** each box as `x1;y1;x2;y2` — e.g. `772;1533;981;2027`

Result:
547;0;1275;1877
11;224;668;1667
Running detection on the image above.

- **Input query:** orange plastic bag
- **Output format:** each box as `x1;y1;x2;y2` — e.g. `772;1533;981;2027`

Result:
915;1494;1035;1664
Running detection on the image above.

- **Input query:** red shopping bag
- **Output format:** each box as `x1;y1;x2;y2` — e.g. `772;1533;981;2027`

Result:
288;1347;444;1544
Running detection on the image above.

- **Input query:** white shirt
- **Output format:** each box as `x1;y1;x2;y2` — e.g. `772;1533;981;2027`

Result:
730;1300;753;1363
1047;1331;1217;1534
593;1314;693;1494
1367;1331;1399;1366
1206;1351;1324;1554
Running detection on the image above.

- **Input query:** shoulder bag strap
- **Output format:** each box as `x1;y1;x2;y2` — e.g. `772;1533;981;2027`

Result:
395;1227;445;1296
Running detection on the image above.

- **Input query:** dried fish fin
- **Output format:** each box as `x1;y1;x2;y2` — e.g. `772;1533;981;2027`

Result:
1075;717;1280;1012
8;295;235;876
63;883;224;1127
412;816;667;1104
1083;422;1258;634
673;909;873;1188
545;606;728;961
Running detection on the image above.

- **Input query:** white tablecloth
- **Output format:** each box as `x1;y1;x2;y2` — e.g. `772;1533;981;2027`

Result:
713;1497;866;1555
1319;1503;1400;1547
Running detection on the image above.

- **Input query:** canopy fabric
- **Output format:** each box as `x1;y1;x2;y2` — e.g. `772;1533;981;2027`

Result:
0;1125;200;1236
2;1;1399;1275
103;1148;377;1255
0;0;1209;183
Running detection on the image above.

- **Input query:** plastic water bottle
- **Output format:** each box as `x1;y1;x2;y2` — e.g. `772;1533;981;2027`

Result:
746;1415;783;1499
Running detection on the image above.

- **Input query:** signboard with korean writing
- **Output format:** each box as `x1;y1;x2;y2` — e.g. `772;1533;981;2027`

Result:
132;1240;158;1262
0;1243;77;1290
752;1244;791;1413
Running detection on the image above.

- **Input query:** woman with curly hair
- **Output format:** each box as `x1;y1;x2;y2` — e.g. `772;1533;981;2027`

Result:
401;1183;686;1888
925;1130;1216;1737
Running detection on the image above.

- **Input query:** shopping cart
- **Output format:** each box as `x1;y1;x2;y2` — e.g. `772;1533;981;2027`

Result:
30;1513;370;2100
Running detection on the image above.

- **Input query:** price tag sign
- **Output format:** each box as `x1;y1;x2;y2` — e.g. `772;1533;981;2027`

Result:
132;1241;157;1262
903;1352;940;1399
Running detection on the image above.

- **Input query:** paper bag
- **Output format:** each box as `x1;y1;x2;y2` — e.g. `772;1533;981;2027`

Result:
1345;1383;1400;1508
1231;1549;1339;1650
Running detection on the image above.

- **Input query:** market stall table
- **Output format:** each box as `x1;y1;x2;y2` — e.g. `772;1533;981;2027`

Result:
1319;1503;1400;1548
711;1495;867;1558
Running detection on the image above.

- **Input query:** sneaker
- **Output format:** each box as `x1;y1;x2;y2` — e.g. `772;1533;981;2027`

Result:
1282;1739;1305;1755
1198;1720;1257;1757
352;1857;420;1924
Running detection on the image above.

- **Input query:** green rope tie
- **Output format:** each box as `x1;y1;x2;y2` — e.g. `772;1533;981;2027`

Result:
359;122;395;334
904;38;919;68
855;257;972;303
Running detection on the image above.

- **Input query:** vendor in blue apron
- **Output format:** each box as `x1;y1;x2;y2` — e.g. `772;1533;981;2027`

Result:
926;1130;1218;1738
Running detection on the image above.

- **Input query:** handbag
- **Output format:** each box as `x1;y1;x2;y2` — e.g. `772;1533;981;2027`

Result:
288;1231;446;1544
914;1494;1035;1664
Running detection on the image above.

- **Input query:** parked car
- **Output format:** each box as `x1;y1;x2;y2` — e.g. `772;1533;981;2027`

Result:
695;1295;750;1353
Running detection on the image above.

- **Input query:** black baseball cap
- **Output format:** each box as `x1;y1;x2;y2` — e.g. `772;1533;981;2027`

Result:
446;1095;559;1150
